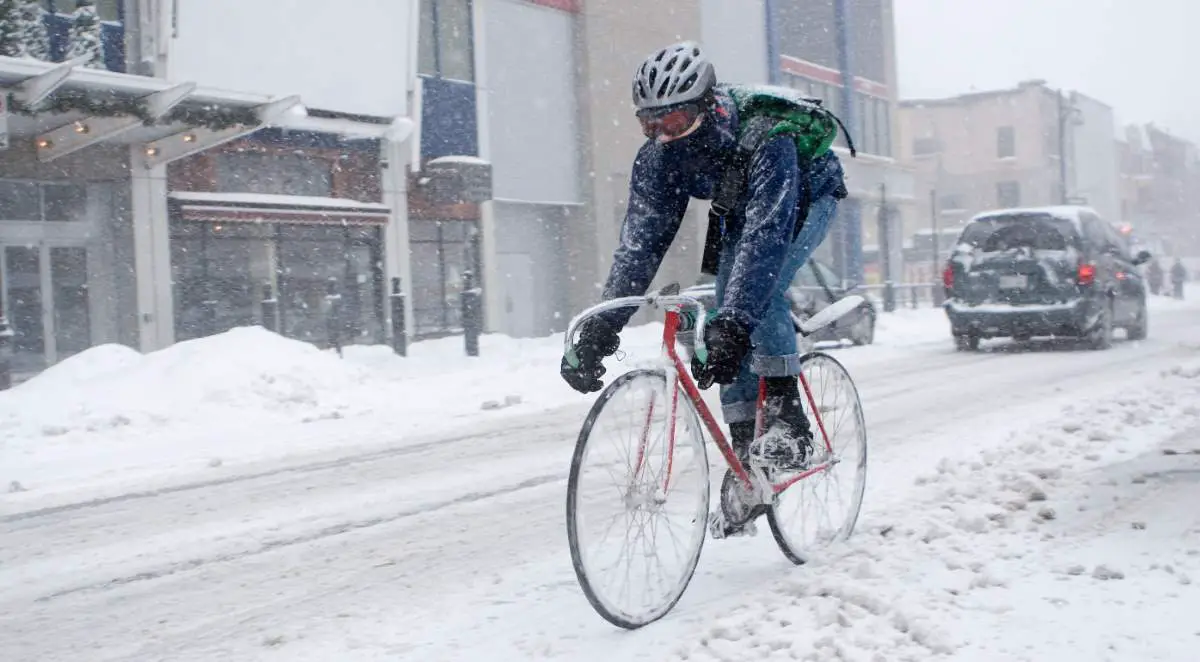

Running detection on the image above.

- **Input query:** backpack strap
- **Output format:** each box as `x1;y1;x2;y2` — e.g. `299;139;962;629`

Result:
700;116;795;276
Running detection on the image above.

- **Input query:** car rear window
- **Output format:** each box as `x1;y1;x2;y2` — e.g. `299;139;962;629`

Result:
958;214;1079;252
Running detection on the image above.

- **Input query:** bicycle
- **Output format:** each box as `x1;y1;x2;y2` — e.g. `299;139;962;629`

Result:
563;283;868;629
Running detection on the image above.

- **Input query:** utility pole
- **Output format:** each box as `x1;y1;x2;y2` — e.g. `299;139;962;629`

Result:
878;183;895;312
930;188;945;305
764;0;781;85
930;188;940;267
1057;89;1070;204
832;0;862;285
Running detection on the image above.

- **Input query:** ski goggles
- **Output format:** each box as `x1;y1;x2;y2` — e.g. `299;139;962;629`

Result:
637;103;703;140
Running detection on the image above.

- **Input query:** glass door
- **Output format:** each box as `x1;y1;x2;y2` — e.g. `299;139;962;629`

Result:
3;246;46;373
1;243;91;373
49;246;91;361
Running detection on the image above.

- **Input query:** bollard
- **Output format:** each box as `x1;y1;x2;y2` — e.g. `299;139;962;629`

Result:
390;277;407;357
882;281;896;313
325;276;343;357
461;270;482;357
0;315;12;391
261;283;278;333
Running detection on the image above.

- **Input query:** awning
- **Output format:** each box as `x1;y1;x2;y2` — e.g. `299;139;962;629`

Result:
169;191;391;226
0;55;414;165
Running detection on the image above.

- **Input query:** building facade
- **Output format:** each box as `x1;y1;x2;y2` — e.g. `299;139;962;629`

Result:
898;81;1125;229
772;0;913;285
0;0;417;378
900;81;1068;235
1118;124;1200;257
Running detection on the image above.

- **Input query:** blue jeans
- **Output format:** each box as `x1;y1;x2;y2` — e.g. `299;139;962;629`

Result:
714;194;839;423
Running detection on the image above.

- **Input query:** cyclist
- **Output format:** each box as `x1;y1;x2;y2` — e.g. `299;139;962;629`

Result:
561;41;848;477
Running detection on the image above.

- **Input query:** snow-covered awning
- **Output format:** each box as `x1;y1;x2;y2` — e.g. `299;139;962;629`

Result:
0;55;414;165
168;191;391;226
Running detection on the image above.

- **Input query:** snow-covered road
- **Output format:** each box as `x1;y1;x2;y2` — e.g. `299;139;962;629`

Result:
3;302;1200;661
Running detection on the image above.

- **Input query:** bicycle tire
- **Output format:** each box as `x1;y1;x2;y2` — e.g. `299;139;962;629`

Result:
566;368;710;629
767;351;868;565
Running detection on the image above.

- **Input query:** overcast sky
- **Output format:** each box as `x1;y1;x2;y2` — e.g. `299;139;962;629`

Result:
894;0;1197;142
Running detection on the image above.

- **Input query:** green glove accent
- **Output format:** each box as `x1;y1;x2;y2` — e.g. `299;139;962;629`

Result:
564;346;581;369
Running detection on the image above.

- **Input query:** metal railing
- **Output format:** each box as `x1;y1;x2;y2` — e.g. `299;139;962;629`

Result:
859;282;945;310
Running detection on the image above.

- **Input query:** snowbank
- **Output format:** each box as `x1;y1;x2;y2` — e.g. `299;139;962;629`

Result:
0;327;369;440
0;323;673;496
869;306;949;347
675;359;1200;660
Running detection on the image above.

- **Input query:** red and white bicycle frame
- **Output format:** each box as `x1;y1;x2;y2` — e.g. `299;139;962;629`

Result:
565;291;838;498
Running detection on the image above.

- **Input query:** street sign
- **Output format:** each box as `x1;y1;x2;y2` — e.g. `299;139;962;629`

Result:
0;93;8;151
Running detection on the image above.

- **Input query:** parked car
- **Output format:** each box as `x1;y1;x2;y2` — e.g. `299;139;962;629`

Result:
684;257;877;346
942;206;1151;351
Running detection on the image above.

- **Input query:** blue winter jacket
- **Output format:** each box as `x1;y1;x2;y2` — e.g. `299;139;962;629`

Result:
600;92;846;332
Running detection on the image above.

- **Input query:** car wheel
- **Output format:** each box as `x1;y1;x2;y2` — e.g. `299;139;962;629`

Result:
1126;299;1148;341
954;333;980;352
849;309;875;346
1086;300;1114;350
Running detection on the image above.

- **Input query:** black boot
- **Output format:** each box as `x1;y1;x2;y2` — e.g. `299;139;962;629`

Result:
752;377;813;470
729;420;756;463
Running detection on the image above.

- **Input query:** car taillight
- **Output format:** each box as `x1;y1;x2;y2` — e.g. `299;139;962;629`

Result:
942;265;954;289
1077;263;1096;285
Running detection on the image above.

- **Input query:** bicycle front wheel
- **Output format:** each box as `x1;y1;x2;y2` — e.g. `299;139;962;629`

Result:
566;368;710;629
767;351;868;565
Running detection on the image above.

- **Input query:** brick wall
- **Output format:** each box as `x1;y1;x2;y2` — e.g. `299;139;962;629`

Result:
167;135;382;202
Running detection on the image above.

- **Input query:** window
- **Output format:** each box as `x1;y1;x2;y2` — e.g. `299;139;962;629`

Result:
938;193;965;211
95;0;120;21
913;137;941;156
418;0;475;81
875;97;892;157
170;220;385;345
861;93;877;156
997;126;1016;158
0;180;86;221
409;218;481;336
996;180;1021;208
0;181;41;220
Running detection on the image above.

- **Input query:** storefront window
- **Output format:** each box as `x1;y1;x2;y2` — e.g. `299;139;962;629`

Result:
0;180;87;222
171;220;385;346
409;218;481;337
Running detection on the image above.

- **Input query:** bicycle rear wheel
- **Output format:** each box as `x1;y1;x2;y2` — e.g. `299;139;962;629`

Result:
566;369;710;629
767;351;868;565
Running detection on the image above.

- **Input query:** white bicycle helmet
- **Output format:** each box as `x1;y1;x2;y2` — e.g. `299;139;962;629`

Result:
632;41;717;112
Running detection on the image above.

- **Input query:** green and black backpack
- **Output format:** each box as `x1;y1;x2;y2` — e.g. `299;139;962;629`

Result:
700;83;856;275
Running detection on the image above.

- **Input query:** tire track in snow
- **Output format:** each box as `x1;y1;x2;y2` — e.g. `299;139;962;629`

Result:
30;469;571;604
1;409;585;524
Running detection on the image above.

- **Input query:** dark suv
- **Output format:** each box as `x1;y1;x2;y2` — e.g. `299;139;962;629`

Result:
942;206;1151;351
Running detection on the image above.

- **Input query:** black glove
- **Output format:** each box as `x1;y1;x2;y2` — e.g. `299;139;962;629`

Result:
561;317;621;393
691;313;752;389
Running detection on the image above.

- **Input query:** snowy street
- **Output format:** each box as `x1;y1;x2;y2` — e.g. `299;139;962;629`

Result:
2;297;1200;661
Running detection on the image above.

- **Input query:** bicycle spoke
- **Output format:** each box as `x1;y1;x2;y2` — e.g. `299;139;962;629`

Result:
567;369;710;628
767;353;867;565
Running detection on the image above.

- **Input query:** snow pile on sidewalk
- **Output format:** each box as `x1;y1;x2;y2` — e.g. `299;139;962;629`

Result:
869;306;949;347
675;360;1200;661
0;328;371;439
0;323;669;446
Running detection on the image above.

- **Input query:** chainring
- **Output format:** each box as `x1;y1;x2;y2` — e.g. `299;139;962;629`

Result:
719;469;763;527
